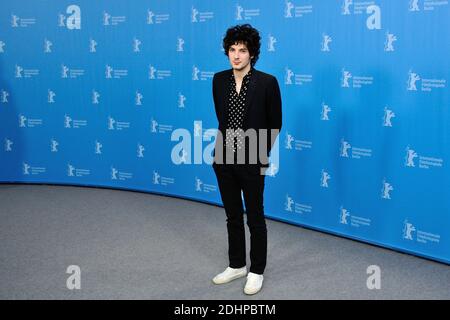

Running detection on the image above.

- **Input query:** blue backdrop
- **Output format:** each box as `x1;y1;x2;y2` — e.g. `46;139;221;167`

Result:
1;1;449;264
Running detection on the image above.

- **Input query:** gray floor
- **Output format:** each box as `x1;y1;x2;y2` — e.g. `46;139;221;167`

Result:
0;183;449;300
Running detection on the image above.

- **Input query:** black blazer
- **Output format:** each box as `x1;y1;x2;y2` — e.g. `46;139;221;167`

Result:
212;68;282;168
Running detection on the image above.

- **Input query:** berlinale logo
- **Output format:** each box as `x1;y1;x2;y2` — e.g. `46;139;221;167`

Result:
403;220;416;240
321;34;332;52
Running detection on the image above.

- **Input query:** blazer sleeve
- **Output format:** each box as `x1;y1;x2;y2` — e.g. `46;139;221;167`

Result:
265;76;282;155
266;76;282;132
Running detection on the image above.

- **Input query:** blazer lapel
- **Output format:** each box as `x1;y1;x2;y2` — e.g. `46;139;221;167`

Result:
221;69;233;126
243;69;258;124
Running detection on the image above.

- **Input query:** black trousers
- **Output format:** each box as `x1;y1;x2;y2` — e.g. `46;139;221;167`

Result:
213;164;267;275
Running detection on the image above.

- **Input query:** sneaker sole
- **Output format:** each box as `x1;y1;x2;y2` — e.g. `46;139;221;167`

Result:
212;272;247;285
244;286;262;295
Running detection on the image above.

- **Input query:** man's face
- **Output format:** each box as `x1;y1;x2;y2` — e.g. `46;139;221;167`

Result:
228;42;253;71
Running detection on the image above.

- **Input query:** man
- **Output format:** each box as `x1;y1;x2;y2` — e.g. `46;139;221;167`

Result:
211;24;282;295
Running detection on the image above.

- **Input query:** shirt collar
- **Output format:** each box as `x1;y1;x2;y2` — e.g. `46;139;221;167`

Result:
230;67;253;80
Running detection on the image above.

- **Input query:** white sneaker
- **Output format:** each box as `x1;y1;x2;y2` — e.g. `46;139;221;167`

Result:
212;267;247;284
244;272;264;295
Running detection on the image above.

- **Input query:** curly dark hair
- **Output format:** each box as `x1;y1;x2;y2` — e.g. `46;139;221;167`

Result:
223;24;261;67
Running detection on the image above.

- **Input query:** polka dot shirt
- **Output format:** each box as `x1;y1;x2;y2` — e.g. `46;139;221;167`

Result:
225;69;252;153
